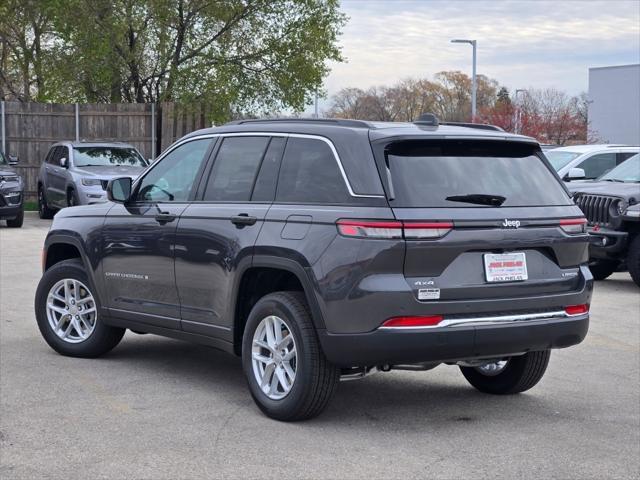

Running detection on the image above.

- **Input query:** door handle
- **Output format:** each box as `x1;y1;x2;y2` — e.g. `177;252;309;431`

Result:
230;214;257;227
155;212;176;224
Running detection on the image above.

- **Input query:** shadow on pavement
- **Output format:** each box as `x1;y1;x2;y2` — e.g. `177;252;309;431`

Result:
91;333;563;429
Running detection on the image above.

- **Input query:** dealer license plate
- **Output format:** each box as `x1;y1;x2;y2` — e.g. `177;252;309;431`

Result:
483;252;528;283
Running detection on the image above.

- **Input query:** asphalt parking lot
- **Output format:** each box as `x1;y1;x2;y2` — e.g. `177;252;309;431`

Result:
1;212;639;480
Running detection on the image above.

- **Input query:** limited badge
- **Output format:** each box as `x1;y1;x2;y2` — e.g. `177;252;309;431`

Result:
418;288;440;300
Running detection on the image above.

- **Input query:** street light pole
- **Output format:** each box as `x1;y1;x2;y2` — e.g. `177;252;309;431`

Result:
451;39;477;121
515;89;527;134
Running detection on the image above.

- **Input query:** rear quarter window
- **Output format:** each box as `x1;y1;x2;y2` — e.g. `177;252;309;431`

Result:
276;137;350;204
385;140;572;207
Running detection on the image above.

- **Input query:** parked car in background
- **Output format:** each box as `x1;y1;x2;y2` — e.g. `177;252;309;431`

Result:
37;142;149;218
544;144;639;182
35;116;592;421
540;144;560;151
0;150;24;228
570;153;640;286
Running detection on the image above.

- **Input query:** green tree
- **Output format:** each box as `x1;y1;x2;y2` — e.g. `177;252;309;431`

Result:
496;86;511;106
1;0;346;123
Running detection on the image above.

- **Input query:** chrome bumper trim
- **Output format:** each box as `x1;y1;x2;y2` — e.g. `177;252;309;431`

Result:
379;310;584;330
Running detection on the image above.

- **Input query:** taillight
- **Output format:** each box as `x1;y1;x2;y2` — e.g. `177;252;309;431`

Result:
560;218;587;234
403;222;453;239
336;220;452;239
381;315;444;328
565;304;589;316
336;220;403;239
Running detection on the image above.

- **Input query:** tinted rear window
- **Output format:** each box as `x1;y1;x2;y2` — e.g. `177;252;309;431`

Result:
386;140;571;207
276;137;350;204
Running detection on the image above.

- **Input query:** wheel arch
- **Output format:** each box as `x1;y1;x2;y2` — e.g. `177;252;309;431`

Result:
232;255;326;355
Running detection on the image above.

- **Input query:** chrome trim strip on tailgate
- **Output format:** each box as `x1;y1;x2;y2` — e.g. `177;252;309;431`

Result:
379;310;579;330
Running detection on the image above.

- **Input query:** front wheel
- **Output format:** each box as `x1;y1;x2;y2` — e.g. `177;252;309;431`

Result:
67;188;80;207
6;206;24;228
242;291;340;421
460;350;551;395
627;235;640;287
35;259;125;357
589;260;617;281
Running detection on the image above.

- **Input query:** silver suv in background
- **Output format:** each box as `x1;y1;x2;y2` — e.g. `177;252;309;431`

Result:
37;142;148;218
544;144;638;182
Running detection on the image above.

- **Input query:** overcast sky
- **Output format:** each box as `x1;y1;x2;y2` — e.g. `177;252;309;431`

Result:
310;0;640;111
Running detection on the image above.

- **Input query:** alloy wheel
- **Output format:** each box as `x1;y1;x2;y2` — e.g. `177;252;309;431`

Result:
251;315;297;400
46;278;97;343
475;360;508;376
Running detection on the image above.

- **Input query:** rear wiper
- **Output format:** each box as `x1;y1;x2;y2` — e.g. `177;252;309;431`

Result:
602;178;624;182
445;193;506;206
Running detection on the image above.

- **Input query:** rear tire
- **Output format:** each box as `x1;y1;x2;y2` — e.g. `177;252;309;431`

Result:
6;206;23;228
242;291;340;421
38;185;55;219
460;350;551;395
627;235;640;287
589;260;617;281
35;259;125;357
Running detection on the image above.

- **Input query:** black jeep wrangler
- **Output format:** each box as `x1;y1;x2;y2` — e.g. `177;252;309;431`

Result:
570;153;640;286
35;116;592;421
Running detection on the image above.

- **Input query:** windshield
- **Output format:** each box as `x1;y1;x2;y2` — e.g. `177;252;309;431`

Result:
544;150;581;171
385;140;572;208
73;147;147;168
599;154;640;182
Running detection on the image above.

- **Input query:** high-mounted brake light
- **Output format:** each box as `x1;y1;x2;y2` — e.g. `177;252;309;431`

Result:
381;315;444;328
564;304;589;316
560;218;587;234
336;220;452;239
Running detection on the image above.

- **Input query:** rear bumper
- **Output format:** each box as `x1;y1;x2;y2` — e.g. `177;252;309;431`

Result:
319;313;589;367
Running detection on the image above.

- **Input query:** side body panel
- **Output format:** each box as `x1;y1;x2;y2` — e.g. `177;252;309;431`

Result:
174;203;269;339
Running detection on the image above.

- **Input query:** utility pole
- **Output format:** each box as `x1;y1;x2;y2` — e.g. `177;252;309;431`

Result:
451;39;477;121
515;89;527;134
314;89;319;118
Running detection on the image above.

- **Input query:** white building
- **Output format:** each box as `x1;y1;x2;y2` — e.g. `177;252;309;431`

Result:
588;64;640;145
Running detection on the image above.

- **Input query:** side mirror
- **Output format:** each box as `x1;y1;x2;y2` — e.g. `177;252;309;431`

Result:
566;167;586;180
59;157;68;168
107;177;132;203
8;155;18;165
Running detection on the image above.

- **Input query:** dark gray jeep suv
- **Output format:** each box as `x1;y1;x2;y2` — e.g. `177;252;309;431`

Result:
35;116;592;421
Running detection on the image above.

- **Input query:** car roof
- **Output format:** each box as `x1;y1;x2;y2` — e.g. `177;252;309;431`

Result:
53;141;137;148
183;118;538;144
549;144;637;154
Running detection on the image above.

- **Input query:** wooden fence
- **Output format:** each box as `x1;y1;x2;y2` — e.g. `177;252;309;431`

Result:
0;101;213;200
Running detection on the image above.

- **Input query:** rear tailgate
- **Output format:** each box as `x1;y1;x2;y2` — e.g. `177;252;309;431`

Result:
374;138;590;302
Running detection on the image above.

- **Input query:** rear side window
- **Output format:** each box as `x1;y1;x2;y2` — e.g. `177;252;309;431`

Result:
385;140;571;207
203;137;270;201
577;152;616;179
276;137;349;204
47;146;63;165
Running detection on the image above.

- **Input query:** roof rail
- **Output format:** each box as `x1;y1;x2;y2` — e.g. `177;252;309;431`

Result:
439;122;504;132
225;117;373;129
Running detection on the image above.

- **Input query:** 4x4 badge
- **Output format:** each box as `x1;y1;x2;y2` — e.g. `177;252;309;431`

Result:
502;219;521;228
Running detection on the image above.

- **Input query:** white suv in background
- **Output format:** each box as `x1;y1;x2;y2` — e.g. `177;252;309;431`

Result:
544;144;639;182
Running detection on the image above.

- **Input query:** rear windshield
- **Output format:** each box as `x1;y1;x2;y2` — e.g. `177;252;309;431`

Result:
385;140;571;208
73;147;147;168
